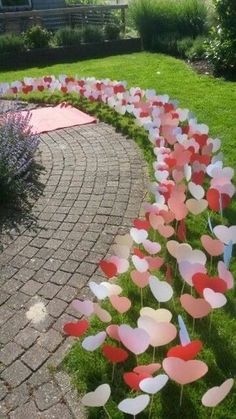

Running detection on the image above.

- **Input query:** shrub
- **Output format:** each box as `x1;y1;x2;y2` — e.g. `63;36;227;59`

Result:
104;22;121;41
24;25;52;49
82;25;104;43
206;0;236;76
0;110;40;204
54;26;82;47
0;33;25;56
177;37;194;58
177;36;206;60
130;0;208;50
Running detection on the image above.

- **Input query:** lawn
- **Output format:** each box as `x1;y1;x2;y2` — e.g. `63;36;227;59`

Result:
1;52;235;418
0;52;235;166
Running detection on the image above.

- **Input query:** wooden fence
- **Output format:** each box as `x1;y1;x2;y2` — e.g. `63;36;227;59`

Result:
0;4;128;34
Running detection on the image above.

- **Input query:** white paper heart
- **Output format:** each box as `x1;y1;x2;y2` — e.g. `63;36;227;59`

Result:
81;383;111;407
132;255;149;273
100;282;122;296
149;276;173;302
139;374;169;394
118;324;150;355
130;228;148;244
201;378;234;407
203;288;227;309
118;395;150;416
88;281;109;300
188;182;205;200
82;331;106;351
140;307;172;323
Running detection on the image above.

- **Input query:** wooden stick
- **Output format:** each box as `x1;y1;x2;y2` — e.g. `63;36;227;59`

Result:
149;394;154;418
112;363;115;382
179;385;184;406
103;406;112;419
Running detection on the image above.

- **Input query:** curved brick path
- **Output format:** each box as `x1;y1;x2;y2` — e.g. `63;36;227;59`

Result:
0;118;147;417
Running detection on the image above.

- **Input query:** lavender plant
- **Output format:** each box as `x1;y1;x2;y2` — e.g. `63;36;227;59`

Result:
0;109;40;205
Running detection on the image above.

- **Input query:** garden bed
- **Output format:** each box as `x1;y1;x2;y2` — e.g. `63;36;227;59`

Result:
0;38;141;70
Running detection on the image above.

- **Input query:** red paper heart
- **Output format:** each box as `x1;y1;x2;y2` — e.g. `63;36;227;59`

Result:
61;86;68;94
193;134;208;148
167;340;203;361
206;188;231;212
123;372;150;391
102;345;128;363
37;85;44;92
133;219;150;231
63;319;89;337
44;76;52;83
164;103;174;113
177;219;186;241
11;87;18;94
192;273;227;295
133;248;145;258
164;157;177;169
99;260;117;278
192;171;205;185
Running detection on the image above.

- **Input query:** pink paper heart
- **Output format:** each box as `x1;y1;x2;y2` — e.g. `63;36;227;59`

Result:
133;363;161;375
149;214;164;229
168;198;188;221
157;224;175;238
110;256;129;274
118;325;150;355
201;235;224;257
146;256;164;271
217;261;234;289
186;199;208;215
72;299;94;317
202;378;234;407
109;295;131;314
143;239;161;255
106;324;121;341
138;316;177;347
180;294;212;319
163;357;208;385
131;270;150;288
178;261;207;286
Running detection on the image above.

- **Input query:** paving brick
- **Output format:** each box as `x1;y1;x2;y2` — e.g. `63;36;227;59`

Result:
14;267;35;282
38;329;63;352
56;285;77;303
21;344;49;371
21;280;42;296
43;258;63;272
47;298;68;318
9;401;39;419
33;268;54;284
14;327;40;349
41;403;73;419
0;381;8;401
50;271;71;286
7;292;30;310
5;382;30;410
39;283;61;299
0;342;24;366
0;306;14;326
0;311;29;344
34;382;61;411
2;360;31;387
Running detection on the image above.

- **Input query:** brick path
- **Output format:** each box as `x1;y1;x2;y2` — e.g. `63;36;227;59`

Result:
0;115;147;417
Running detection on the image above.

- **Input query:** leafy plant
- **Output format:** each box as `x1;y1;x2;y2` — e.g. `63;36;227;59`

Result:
104;22;121;41
177;37;194;58
0;33;25;56
23;25;52;49
82;25;104;43
0;109;40;204
54;26;82;47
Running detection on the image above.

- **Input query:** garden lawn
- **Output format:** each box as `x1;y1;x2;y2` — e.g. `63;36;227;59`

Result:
0;52;235;166
1;52;235;418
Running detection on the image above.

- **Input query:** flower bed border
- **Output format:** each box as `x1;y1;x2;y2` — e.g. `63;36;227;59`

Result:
0;38;141;70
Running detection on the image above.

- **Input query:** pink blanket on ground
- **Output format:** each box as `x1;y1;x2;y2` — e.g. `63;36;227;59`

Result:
20;103;96;134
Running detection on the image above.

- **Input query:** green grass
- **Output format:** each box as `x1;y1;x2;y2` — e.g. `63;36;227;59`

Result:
1;52;235;418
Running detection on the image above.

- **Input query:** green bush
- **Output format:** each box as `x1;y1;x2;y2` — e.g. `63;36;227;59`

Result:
206;0;236;76
104;22;121;41
0;33;25;56
54;26;82;47
130;0;208;50
186;36;206;60
176;37;194;58
24;25;52;49
82;25;104;43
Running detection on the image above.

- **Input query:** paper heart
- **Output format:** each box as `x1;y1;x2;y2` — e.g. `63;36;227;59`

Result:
157;224;175;238
180;294;212;318
149;276;173;302
149;213;165;229
202;378;234;407
192;170;205;185
118;395;150;416
115;234;133;248
131;270;150;288
138;316;177;347
201;235;224;256
167;340;203;361
139;374;169;394
99;260;117;279
132;255;149;272
63;320;89;337
178;261;207;286
130;228;148;244
203;288;227;308
168;198;188;221
112;244;130;259
133;363;161;375
177;248;207;265
89;281;109;300
109;295;131;314
106;324;120;341
102;344;128;363
133;218;150;230
217;261;234;289
82;331;107;351
140;307;172;323
81;383;111;407
123;371;150;391
163;357;208;385
146;256;164;271
143;239;161;254
166;241;191;259
192;273;227;295
155;170;169;182
94;303;112;323
118;325;150;355
172;169;184;183
206;188;231;212
213;225;236;245
72;299;94;317
101;282;122;296
109;256;129;274
186;199;208;215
